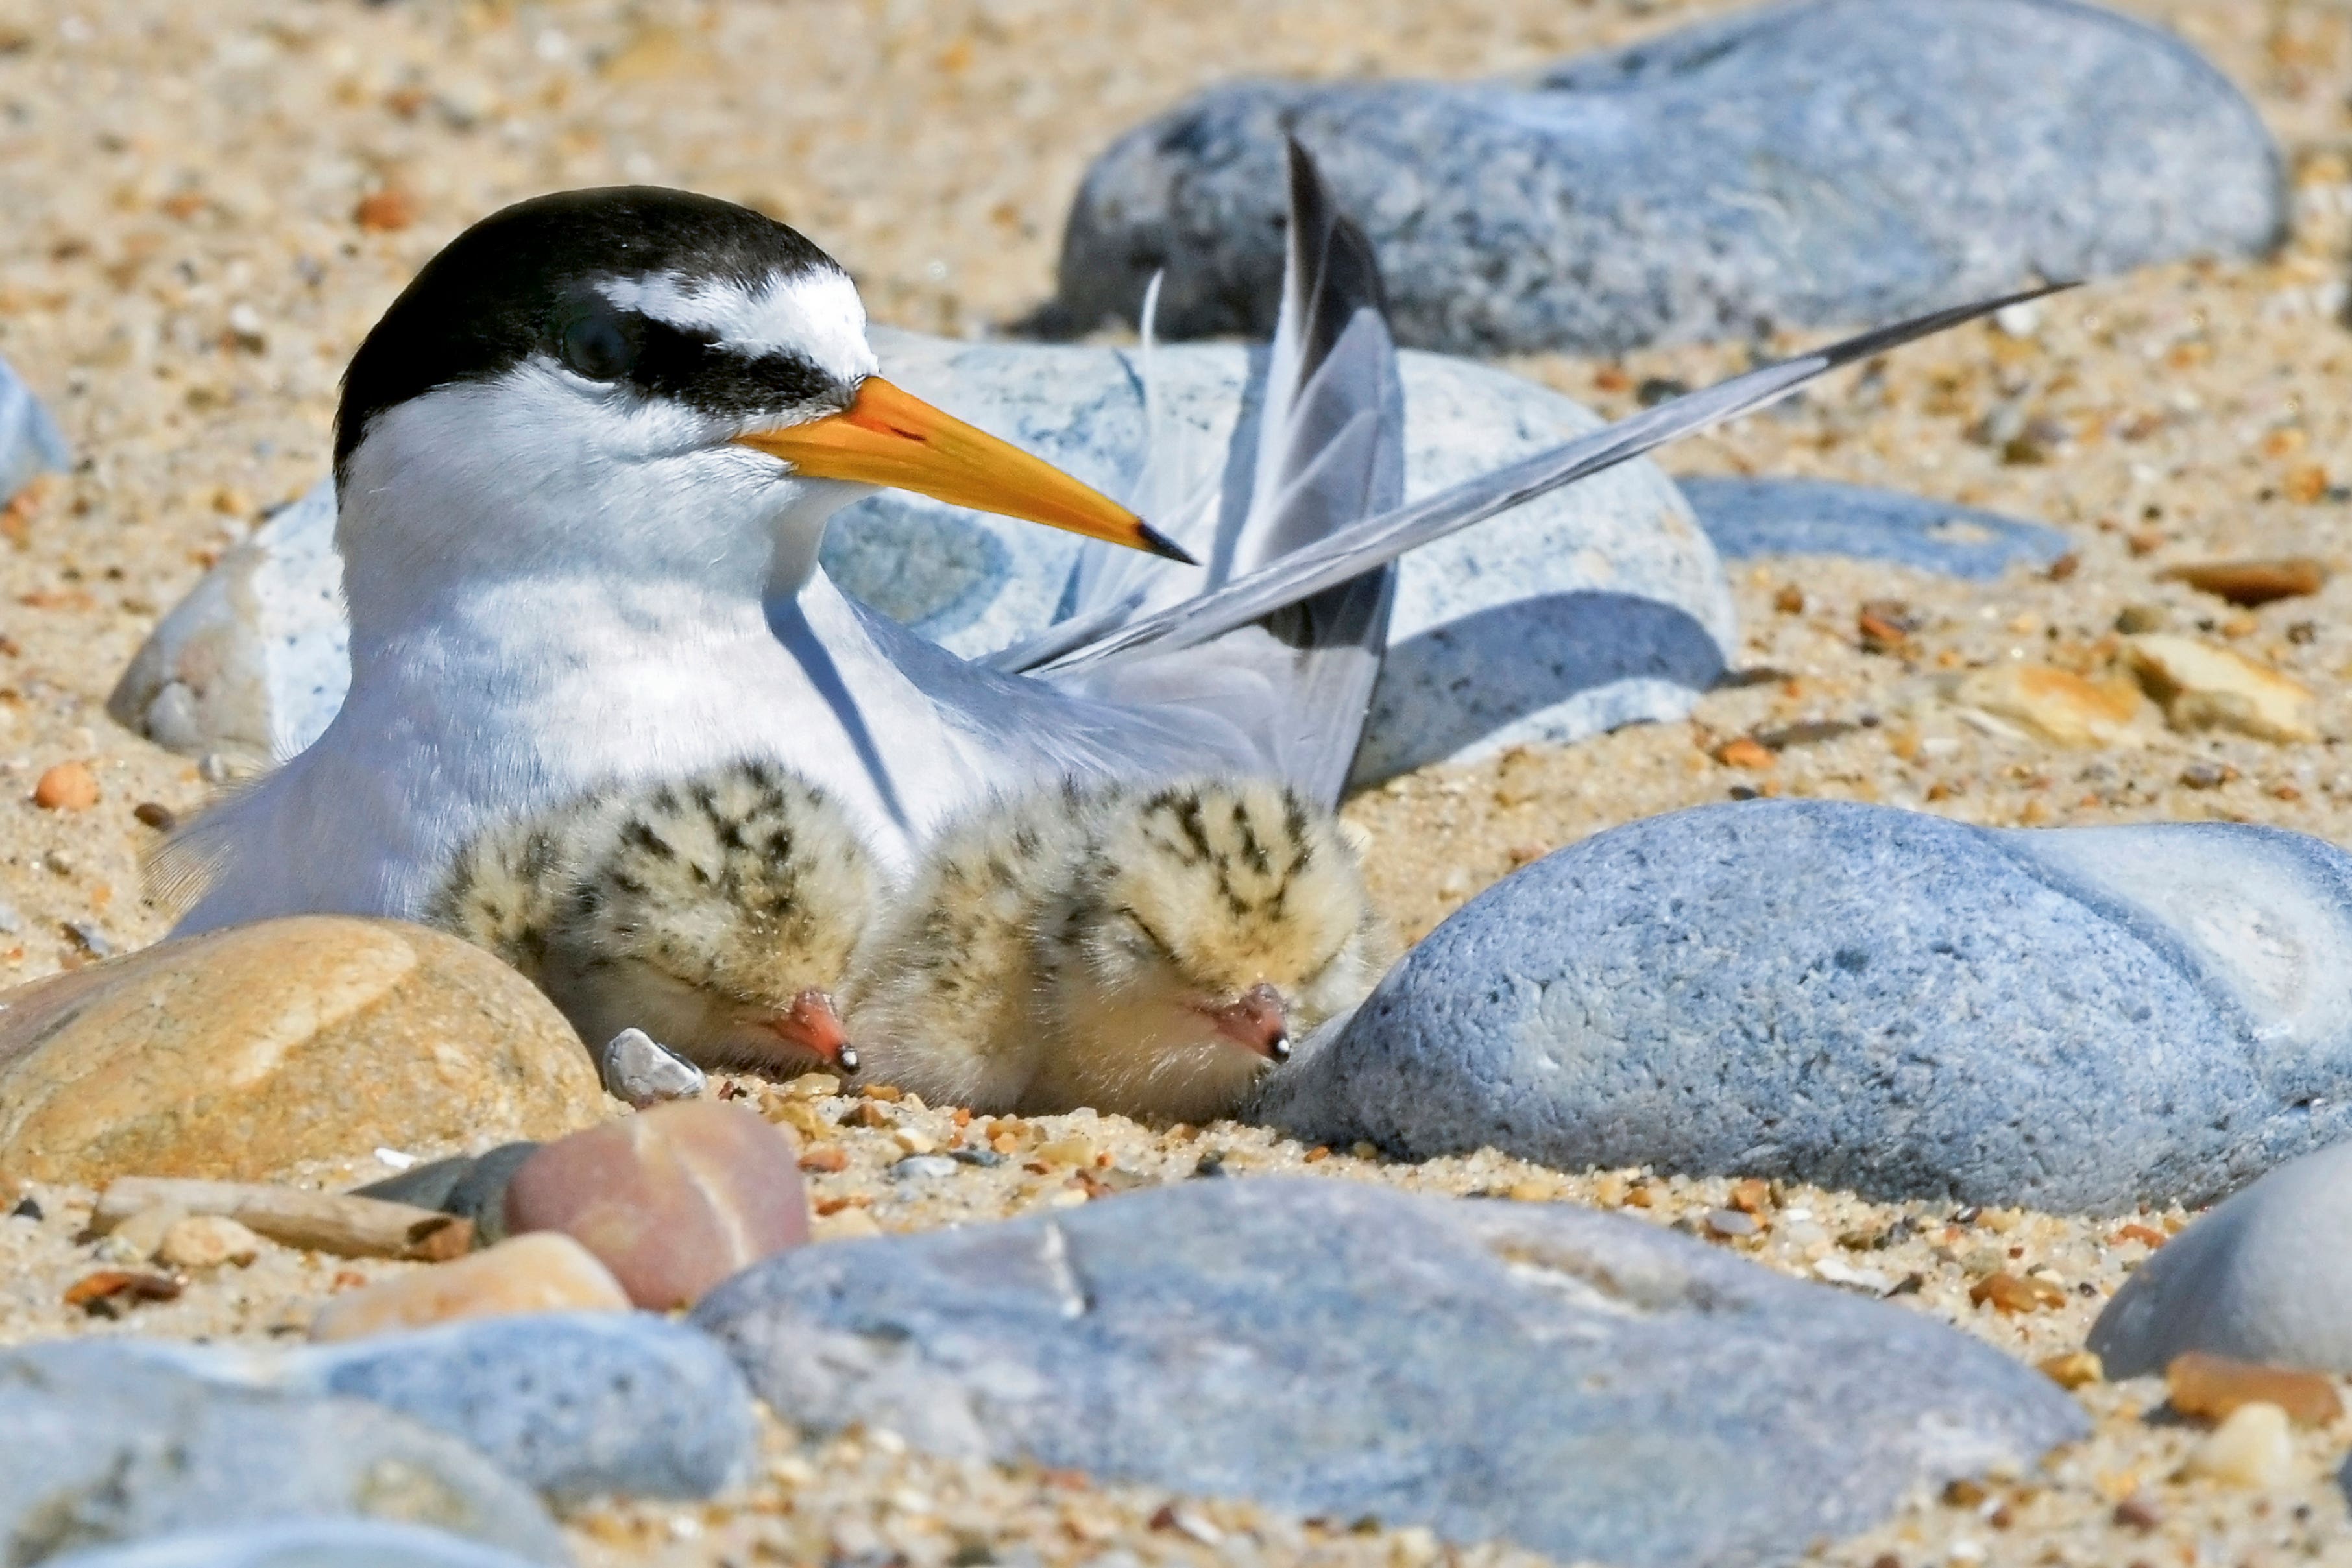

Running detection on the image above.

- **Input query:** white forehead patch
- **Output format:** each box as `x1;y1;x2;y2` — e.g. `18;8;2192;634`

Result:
599;268;878;384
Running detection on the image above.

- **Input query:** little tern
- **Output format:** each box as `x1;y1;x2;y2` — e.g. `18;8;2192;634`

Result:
162;175;2058;941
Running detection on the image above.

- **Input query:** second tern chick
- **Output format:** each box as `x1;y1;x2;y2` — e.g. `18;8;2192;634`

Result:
432;760;878;1076
849;775;1388;1120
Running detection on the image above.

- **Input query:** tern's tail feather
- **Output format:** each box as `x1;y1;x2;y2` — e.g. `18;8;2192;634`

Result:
1023;139;1406;808
1039;280;2077;678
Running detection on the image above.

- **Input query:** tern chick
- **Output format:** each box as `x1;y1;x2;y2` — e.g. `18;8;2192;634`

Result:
431;760;878;1076
849;775;1388;1120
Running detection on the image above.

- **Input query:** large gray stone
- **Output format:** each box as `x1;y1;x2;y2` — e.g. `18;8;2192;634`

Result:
1258;801;2352;1214
1679;478;2070;579
0;1345;564;1565
1050;0;2282;356
11;1313;758;1502
49;1521;546;1568
693;1177;2084;1568
110;330;1730;786
2089;1139;2352;1377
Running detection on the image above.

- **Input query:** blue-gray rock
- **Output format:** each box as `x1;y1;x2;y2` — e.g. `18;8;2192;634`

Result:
595;1026;707;1107
354;1143;540;1249
49;1520;548;1568
0;352;67;501
0;1345;564;1565
9;1313;758;1504
1679;478;2071;579
1257;801;2352;1214
1050;0;2282;356
110;329;1730;786
693;1177;2083;1568
2089;1139;2352;1377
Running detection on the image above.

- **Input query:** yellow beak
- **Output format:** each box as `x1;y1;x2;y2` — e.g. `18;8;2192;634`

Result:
735;376;1194;563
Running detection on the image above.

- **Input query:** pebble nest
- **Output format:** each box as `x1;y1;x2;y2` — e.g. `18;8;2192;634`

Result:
5;0;2352;1564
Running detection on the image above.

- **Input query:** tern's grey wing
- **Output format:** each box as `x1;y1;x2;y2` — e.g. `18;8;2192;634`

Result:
1041;282;2074;677
845;596;1265;790
1028;140;1407;806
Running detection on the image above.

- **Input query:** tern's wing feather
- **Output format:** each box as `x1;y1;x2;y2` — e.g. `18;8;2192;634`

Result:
1026;140;1406;805
1041;282;2074;677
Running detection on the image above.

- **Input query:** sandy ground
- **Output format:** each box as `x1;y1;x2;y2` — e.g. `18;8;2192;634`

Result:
6;0;2352;1563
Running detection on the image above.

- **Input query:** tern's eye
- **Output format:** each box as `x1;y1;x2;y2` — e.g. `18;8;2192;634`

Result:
559;309;640;381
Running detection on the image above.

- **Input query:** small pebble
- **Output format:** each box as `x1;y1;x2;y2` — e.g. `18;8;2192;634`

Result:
2181;1401;2298;1488
7;1196;41;1222
131;801;176;830
891;1155;961;1181
0;900;21;935
309;1231;631;1343
504;1100;810;1309
157;1214;263;1270
2037;1350;2105;1390
2166;1351;2343;1427
598;1026;707;1108
31;760;97;810
101;1200;188;1264
1703;1208;1759;1239
64;920;115;958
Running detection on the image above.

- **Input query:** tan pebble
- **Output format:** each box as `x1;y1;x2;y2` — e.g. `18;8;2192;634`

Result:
2159;557;2329;607
308;1231;629;1342
2166;1351;2343;1427
2181;1401;2299;1488
101;1200;188;1263
157;1214;261;1269
787;1073;838;1099
1032;1135;1095;1168
2037;1350;2104;1390
1968;1272;2067;1313
32;760;99;810
891;1126;936;1155
2126;635;2316;742
504;1099;810;1309
0;917;604;1185
1713;736;1775;771
1946;665;2152;748
354;186;417;232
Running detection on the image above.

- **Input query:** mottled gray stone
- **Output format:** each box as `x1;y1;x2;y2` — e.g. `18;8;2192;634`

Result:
0;1345;564;1565
694;1177;2083;1568
355;1143;541;1249
49;1521;547;1568
1679;478;2070;579
1053;0;2283;356
112;330;1728;784
12;1314;758;1504
2090;1139;2352;1377
1257;801;2352;1214
0;352;67;501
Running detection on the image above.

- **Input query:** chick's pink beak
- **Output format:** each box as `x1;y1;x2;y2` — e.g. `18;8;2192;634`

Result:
1201;982;1292;1063
764;987;860;1075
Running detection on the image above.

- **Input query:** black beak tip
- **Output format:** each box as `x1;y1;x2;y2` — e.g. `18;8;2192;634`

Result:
1139;522;1198;566
836;1045;861;1075
1268;1034;1292;1065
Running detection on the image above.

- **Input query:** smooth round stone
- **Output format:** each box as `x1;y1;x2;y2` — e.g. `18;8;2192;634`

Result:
46;1521;549;1568
0;917;604;1186
1677;477;2070;579
694;1177;2082;1568
110;329;1730;786
504;1100;811;1309
1051;0;2281;354
0;1344;564;1563
1257;801;2352;1214
2090;1140;2352;1377
596;1026;706;1107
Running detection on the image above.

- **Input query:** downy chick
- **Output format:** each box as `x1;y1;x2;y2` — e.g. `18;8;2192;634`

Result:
850;775;1388;1121
431;759;878;1076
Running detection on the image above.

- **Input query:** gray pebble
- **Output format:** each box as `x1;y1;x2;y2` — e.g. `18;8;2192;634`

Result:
0;350;67;501
1259;801;2352;1214
2091;1139;2352;1377
19;1312;758;1504
47;1519;548;1568
1051;0;2281;354
0;1345;564;1563
891;1155;963;1181
693;1177;2082;1568
596;1027;706;1108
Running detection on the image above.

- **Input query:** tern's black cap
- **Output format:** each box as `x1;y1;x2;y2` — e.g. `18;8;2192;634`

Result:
335;186;851;474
